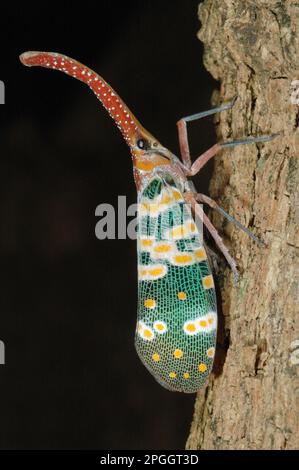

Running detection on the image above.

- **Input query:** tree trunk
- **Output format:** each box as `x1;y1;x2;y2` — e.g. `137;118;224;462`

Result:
187;0;299;450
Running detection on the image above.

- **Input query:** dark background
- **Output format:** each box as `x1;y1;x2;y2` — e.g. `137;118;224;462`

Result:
0;1;218;449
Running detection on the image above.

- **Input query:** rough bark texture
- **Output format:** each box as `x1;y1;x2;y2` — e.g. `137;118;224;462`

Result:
186;0;299;450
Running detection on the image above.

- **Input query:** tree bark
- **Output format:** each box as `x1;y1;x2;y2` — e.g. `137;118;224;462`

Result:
187;0;299;450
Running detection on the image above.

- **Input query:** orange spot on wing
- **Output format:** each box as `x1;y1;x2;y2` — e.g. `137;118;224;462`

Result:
174;254;193;264
141;239;153;247
198;363;207;373
194;247;207;261
173;349;183;359
177;291;187;300
207;347;215;358
154;244;171;253
186;323;196;333
139;269;147;276
144;329;153;339
152;353;160;362
189;222;196;232
173;189;183;201
144;298;156;309
170;226;184;239
160;194;172;204
149;267;164;276
203;275;214;289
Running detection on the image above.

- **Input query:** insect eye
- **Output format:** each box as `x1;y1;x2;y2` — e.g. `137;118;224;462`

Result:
137;139;147;149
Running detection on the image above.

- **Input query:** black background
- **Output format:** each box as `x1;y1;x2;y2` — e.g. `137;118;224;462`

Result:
0;1;218;449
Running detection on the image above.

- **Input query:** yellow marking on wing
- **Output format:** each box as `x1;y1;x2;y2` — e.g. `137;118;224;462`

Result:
173;189;183;201
138;264;167;280
198;363;207;373
203;274;214;290
154;243;171;253
194;247;207;261
141;239;153;247
173;349;183;359
137;321;155;342
197;312;217;332
207;312;217;328
207;347;215;358
172;253;194;266
139;268;148;277
144;328;154;339
152;353;160;362
168;225;185;240
151;242;175;260
160;193;172;205
185;323;196;334
144;298;156;309
189;222;196;233
149;266;165;277
177;291;187;300
166;220;198;240
153;320;167;334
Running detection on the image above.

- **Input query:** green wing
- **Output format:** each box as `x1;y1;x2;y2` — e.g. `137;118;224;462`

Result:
135;175;217;393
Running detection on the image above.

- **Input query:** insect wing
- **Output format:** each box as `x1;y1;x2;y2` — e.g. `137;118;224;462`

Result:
135;176;217;393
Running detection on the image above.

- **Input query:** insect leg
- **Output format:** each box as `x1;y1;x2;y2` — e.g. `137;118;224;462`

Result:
185;193;239;283
189;133;279;176
196;193;265;246
176;97;237;169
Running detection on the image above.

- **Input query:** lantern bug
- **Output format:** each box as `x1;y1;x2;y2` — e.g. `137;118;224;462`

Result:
20;51;277;393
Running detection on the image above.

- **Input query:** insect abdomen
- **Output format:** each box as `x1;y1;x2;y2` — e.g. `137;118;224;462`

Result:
135;177;217;393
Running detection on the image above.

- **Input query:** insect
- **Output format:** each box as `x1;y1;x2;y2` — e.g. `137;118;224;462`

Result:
20;51;276;393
